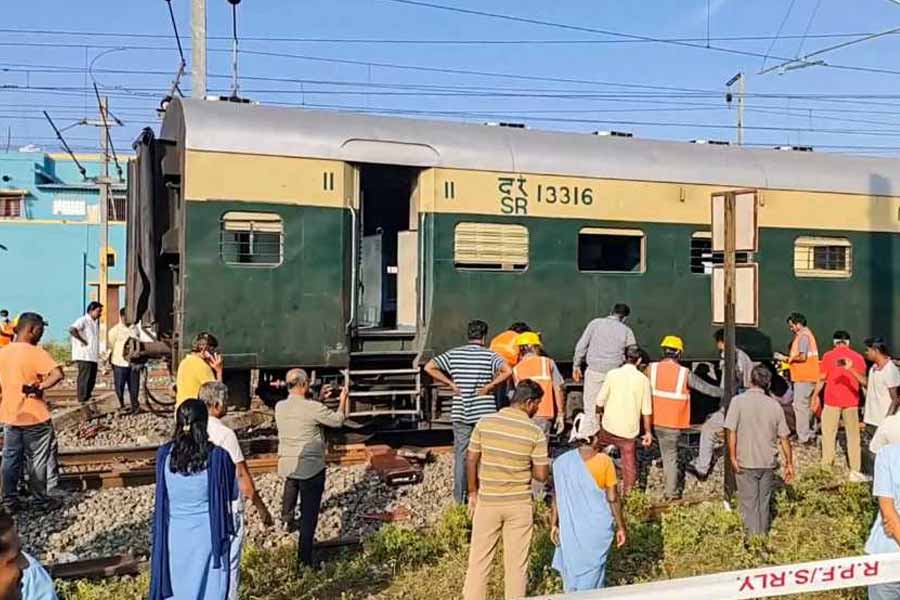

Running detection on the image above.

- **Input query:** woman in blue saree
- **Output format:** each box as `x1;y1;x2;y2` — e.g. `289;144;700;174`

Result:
149;399;238;600
551;414;627;592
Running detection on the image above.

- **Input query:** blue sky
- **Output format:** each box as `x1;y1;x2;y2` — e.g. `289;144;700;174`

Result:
4;0;900;156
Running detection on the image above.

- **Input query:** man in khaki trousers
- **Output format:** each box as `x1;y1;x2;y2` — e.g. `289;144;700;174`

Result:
462;380;549;600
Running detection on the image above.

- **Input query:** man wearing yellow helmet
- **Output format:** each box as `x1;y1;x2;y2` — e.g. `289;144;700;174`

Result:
513;331;565;501
649;335;722;499
512;332;565;437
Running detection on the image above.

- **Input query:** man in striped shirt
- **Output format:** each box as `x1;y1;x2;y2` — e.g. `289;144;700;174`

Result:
426;320;512;503
462;380;549;600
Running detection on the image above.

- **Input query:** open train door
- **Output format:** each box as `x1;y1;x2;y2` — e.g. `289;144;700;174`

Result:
352;164;422;336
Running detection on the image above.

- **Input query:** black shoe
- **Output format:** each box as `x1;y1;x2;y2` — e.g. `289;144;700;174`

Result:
32;497;63;512
685;463;708;482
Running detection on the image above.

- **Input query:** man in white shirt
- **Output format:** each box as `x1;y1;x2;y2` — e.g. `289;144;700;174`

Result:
594;345;653;495
845;337;900;474
197;382;273;600
68;302;102;405
107;309;140;414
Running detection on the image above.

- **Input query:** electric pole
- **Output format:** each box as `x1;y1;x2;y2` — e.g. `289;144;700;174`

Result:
192;0;207;98
726;72;744;146
98;95;110;350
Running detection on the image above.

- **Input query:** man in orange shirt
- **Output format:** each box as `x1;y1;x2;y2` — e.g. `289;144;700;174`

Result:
0;313;64;511
0;311;13;348
489;322;531;368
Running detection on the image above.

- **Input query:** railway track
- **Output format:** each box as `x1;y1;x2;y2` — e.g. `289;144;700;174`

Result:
58;432;453;490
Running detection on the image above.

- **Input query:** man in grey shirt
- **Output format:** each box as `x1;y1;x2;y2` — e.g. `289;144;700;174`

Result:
687;329;755;480
725;365;795;535
275;369;348;566
572;303;636;431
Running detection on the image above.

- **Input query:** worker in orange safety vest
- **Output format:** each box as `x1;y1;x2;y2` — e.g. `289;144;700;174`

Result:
650;335;722;499
775;312;819;445
512;331;566;436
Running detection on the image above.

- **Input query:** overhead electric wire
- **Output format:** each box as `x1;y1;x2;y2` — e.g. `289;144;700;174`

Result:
93;81;124;181
0;27;894;45
41;111;88;178
377;0;900;78
796;0;824;57
761;0;798;71
163;0;187;97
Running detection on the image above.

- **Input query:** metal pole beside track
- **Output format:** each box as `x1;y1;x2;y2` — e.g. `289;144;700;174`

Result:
723;191;737;499
192;0;207;98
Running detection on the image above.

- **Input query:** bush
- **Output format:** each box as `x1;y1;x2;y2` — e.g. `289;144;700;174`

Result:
55;468;881;600
43;342;70;366
364;525;442;570
56;573;148;600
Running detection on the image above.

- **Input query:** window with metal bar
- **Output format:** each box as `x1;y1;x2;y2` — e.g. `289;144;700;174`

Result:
794;236;852;278
454;222;528;271
690;232;751;274
220;211;284;267
0;195;23;218
578;227;645;273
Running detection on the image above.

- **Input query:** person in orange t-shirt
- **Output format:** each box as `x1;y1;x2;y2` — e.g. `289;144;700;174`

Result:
0;311;13;348
0;312;64;511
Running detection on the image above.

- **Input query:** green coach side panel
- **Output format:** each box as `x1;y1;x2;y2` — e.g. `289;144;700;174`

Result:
182;201;349;368
423;214;900;364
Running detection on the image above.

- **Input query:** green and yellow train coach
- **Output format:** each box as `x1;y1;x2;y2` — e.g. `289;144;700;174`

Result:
126;97;900;423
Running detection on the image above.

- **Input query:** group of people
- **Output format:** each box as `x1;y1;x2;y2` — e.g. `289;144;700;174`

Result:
421;304;900;598
70;302;146;414
4;297;900;599
148;332;351;600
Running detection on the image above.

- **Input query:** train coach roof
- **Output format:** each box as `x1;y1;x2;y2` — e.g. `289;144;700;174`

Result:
166;97;900;196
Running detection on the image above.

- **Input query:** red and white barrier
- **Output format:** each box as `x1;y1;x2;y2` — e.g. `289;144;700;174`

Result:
527;552;900;599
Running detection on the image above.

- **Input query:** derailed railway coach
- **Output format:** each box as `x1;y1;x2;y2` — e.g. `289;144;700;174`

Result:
125;96;900;427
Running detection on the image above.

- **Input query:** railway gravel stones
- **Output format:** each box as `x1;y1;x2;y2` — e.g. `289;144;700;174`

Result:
20;453;454;564
20;437;829;565
57;412;173;449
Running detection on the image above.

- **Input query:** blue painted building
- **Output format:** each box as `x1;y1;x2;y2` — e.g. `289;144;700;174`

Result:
0;150;128;342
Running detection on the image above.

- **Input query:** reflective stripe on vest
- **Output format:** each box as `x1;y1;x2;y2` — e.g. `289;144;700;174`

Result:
649;362;690;401
789;327;820;383
513;355;556;418
650;361;691;429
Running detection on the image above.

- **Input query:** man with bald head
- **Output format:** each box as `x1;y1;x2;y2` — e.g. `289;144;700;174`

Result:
275;368;348;567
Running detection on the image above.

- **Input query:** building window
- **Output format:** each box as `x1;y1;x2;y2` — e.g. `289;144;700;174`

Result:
0;194;23;218
690;232;751;274
794;236;852;278
220;211;284;267
454;222;528;271
578;227;645;273
108;196;127;221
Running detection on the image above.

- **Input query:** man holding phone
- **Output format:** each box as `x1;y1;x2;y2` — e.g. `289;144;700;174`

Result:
175;331;223;406
810;331;867;482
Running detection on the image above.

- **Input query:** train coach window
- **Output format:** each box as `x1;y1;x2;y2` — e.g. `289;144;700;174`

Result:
578;228;645;273
794;236;852;278
690;232;751;274
454;222;528;271
220;211;284;267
